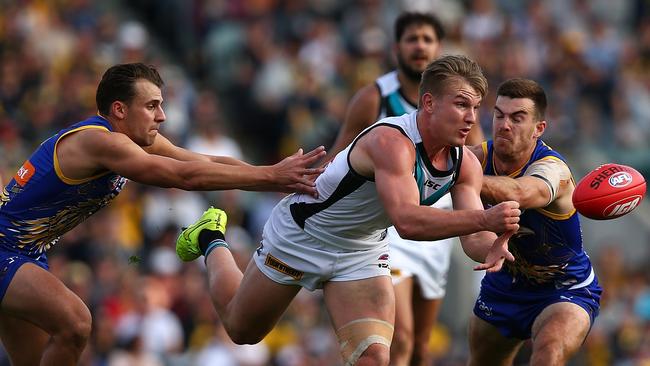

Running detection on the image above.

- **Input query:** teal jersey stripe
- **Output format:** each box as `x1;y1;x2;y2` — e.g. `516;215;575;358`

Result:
388;92;407;116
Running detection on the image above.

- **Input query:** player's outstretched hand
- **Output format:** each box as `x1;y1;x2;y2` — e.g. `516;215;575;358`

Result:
272;146;326;197
474;230;515;273
484;201;520;233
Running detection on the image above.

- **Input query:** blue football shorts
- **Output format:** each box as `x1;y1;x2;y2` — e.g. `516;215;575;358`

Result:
0;249;48;301
473;277;602;339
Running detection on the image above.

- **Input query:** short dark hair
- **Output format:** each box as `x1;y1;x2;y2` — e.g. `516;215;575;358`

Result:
419;55;487;100
394;12;445;42
496;78;547;120
96;63;164;116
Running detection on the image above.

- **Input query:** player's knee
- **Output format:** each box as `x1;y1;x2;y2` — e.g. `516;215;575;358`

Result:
54;307;92;349
336;318;394;366
411;337;430;363
356;343;390;366
390;327;413;356
531;338;568;365
223;323;265;345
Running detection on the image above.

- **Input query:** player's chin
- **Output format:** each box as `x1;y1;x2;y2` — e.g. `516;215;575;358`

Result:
410;62;428;72
140;134;157;147
451;135;467;146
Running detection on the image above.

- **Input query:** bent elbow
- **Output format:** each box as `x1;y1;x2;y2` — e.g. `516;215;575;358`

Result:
392;221;418;240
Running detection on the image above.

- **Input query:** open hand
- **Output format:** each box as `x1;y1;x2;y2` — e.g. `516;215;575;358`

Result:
272;146;326;197
474;230;515;273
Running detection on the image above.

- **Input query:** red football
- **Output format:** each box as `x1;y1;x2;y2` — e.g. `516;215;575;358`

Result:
572;163;646;220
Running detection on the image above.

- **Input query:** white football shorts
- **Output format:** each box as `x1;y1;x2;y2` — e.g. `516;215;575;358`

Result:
254;200;390;291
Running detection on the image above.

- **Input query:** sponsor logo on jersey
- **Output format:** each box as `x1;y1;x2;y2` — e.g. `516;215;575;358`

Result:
14;160;35;187
110;176;128;192
264;253;303;280
379;229;388;241
424;179;442;190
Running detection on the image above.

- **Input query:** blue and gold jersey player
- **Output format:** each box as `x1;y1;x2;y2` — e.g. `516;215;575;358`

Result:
0;62;325;366
468;78;602;366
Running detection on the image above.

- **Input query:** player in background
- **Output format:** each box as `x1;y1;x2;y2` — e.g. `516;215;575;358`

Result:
468;78;602;365
0;63;325;366
176;55;520;366
322;12;484;366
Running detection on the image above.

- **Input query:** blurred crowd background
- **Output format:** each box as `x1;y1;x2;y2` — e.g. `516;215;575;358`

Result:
1;0;649;365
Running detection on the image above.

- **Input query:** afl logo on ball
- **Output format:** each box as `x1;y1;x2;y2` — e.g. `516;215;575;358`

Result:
609;172;633;188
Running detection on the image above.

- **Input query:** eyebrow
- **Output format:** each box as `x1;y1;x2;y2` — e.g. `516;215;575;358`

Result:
494;106;528;116
453;93;481;105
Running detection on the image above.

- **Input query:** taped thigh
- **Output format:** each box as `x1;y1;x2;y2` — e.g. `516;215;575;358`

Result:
336;317;394;366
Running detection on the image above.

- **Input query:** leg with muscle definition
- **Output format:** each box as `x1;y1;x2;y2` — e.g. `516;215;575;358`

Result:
1;263;92;365
324;277;395;366
177;207;301;344
467;315;523;366
529;302;591;366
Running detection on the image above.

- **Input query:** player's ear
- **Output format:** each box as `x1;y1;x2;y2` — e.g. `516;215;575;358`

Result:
111;101;127;120
533;120;546;138
421;92;435;112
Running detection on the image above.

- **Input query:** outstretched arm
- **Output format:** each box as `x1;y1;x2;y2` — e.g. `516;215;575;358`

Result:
63;129;325;194
144;134;253;166
480;158;571;210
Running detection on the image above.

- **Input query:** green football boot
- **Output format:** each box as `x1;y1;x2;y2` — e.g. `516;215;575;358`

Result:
176;206;227;261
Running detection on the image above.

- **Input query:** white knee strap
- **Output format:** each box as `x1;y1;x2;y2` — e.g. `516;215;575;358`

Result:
336;317;394;366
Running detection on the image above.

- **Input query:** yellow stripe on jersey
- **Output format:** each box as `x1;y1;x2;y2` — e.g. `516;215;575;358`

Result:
535;207;576;220
54;125;111;185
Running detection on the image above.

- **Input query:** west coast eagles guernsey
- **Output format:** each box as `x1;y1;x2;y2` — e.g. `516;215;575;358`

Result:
480;139;595;291
272;110;462;251
0;116;127;260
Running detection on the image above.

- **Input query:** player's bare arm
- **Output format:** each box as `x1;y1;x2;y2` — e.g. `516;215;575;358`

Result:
450;147;518;271
481;175;552;209
146;132;327;194
478;156;572;214
352;128;517;242
59;128;324;193
320;84;381;164
144;133;253;166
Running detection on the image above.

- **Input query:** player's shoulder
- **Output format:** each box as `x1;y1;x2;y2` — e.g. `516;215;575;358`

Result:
345;83;382;128
360;123;413;157
458;145;483;178
351;83;382;108
70;126;133;154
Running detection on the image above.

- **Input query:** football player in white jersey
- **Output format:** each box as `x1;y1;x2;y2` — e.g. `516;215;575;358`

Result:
322;12;485;366
177;55;520;366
